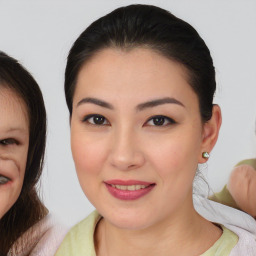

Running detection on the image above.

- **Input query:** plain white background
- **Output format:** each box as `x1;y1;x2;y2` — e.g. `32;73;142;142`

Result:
0;0;255;227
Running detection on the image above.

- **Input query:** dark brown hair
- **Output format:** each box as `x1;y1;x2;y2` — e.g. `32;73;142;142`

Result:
0;52;48;255
65;4;216;122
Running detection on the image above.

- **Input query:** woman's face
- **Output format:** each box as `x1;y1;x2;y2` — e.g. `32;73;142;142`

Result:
71;48;212;229
0;88;29;219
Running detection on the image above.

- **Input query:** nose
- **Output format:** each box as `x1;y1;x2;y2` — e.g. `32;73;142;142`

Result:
109;128;145;171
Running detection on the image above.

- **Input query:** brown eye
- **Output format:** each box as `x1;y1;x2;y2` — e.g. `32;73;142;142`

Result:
92;116;106;125
152;117;165;126
83;114;109;125
146;115;176;126
0;138;18;146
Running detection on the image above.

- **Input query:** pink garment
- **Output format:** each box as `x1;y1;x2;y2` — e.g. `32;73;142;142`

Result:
8;214;67;256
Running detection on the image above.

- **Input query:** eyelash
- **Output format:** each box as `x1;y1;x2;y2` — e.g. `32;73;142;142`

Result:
145;115;176;127
82;114;176;127
82;114;110;126
0;138;19;146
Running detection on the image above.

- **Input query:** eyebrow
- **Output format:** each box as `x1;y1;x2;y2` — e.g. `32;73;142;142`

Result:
77;97;114;109
6;127;27;134
136;97;185;111
76;97;184;111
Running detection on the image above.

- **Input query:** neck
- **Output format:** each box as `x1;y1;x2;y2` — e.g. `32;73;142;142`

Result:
95;196;222;256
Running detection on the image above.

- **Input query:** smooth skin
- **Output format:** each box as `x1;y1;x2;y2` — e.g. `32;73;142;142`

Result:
0;88;29;219
71;48;222;256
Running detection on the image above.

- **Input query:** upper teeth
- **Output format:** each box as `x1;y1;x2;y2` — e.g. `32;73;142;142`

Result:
111;184;148;191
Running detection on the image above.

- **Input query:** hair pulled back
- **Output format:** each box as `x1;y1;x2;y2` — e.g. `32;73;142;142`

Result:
65;4;216;122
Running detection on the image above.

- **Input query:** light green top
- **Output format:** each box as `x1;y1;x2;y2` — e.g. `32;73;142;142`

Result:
202;226;238;256
55;211;238;256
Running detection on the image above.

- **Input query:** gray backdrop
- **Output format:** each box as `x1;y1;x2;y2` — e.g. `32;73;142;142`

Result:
0;0;255;227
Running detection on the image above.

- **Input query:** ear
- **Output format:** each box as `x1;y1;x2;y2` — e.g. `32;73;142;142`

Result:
198;105;222;163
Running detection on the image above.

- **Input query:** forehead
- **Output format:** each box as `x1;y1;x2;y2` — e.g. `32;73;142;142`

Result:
78;47;188;83
0;87;29;133
74;48;196;104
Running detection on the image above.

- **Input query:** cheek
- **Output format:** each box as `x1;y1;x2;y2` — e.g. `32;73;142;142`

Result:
144;130;202;208
71;131;108;185
0;192;19;219
20;149;29;179
0;159;24;218
146;132;201;178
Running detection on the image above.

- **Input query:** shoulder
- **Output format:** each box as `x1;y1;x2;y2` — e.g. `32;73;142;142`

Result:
194;195;256;234
30;214;68;256
227;225;256;256
55;211;101;256
200;225;238;256
194;196;256;255
10;214;68;256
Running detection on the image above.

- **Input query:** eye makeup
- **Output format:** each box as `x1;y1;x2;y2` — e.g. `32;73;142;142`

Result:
144;115;176;127
82;114;110;126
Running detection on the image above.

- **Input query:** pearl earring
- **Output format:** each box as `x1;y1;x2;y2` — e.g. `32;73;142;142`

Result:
202;152;210;159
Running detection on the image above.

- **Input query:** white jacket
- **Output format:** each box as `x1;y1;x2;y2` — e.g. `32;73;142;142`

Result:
194;195;256;256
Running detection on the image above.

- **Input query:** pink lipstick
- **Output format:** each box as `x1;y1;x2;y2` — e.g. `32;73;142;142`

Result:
104;180;155;200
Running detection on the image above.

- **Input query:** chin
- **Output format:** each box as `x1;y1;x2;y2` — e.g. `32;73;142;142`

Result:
102;209;154;230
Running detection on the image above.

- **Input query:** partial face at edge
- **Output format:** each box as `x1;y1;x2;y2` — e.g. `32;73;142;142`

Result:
228;165;256;218
0;88;29;219
70;48;215;229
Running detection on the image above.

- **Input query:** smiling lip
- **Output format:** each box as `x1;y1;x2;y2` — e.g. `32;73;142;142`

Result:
104;180;155;200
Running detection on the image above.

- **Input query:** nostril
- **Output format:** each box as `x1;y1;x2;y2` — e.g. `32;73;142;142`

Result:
110;154;145;171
